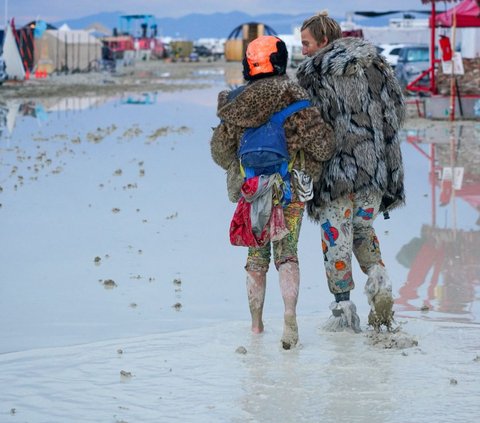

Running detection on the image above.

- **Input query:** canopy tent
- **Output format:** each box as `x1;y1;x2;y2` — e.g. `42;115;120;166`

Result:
410;1;479;95
431;0;480;27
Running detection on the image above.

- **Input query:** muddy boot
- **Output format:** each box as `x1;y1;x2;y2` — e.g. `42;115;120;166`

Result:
365;264;394;331
323;292;361;333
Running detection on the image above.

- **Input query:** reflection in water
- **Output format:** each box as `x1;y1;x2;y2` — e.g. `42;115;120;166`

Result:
120;92;157;105
396;225;480;320
396;123;480;321
0;104;7;139
0;93;162;137
0;100;22;137
238;339;306;422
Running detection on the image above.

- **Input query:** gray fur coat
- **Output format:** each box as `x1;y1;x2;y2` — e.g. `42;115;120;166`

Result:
296;37;406;220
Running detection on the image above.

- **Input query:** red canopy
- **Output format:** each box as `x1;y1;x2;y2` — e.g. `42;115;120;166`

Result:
431;0;480;27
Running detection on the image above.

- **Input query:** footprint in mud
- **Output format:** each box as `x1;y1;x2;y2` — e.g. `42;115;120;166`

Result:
120;370;133;382
365;328;419;349
102;279;117;289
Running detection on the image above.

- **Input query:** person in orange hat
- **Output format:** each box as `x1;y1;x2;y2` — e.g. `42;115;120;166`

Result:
211;35;334;349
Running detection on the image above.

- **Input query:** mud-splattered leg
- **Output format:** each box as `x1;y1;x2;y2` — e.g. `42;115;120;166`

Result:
246;270;267;333
278;261;300;349
352;191;394;330
318;195;361;332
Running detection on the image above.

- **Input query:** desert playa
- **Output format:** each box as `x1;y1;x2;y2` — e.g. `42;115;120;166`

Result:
1;60;479;422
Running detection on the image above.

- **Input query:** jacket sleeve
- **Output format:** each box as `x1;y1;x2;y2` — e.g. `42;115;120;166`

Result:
284;106;335;181
210;121;239;170
380;63;406;211
210;89;243;170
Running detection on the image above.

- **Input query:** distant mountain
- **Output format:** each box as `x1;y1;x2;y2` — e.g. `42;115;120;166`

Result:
52;11;335;39
51;10;428;40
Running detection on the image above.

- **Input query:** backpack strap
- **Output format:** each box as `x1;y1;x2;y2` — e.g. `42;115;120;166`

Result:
288;150;306;172
270;100;311;125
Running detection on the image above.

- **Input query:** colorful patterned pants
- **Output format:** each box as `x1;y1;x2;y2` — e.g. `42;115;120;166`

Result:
246;202;305;272
319;191;384;295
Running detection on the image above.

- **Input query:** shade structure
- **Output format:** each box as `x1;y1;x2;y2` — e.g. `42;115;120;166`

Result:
431;0;480;27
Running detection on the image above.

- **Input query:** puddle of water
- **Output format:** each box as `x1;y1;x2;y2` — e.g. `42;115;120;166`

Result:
0;70;479;355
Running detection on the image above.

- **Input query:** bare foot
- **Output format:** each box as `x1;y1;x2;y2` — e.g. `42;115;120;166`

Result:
251;323;264;334
250;308;264;334
281;314;298;350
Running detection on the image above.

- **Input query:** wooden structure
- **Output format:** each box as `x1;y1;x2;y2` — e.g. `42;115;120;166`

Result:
224;22;277;61
35;27;102;73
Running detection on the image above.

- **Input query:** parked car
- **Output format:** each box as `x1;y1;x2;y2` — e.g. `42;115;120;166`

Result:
394;44;431;91
193;45;212;57
376;43;406;69
0;54;7;85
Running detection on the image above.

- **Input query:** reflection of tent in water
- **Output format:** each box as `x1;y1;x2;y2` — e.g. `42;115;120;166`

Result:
0;96;112;136
40;96;110;112
435;134;480;214
396;124;480;320
120;93;157;105
0;100;21;135
396;225;480;319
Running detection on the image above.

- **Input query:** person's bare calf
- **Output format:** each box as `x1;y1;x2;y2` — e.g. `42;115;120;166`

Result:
246;270;266;333
279;262;300;349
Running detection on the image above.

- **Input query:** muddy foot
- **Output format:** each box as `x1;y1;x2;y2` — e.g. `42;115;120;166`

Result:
324;301;362;333
281;314;298;350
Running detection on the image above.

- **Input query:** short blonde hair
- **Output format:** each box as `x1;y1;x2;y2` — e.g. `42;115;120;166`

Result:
301;11;342;44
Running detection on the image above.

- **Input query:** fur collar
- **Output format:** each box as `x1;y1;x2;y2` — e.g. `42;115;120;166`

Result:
216;75;309;128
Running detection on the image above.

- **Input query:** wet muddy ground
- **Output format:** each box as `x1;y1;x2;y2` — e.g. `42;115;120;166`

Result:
0;59;479;422
0;60;238;99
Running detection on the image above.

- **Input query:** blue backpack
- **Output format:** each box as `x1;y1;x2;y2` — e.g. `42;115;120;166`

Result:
238;99;311;204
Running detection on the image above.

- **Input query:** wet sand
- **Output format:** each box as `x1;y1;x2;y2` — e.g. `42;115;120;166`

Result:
0;60;238;100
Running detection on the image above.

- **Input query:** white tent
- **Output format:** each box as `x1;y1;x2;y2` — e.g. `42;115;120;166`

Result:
2;22;26;80
34;28;102;73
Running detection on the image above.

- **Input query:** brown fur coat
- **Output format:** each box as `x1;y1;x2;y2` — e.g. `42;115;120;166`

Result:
211;75;334;202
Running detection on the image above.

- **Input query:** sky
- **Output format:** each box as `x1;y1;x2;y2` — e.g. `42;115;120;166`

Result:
2;0;432;27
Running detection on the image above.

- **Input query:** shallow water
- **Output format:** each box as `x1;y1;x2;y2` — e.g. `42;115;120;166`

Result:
1;64;479;422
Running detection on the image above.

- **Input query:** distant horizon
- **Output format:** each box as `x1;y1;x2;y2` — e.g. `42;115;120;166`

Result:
0;10;428;30
2;0;431;27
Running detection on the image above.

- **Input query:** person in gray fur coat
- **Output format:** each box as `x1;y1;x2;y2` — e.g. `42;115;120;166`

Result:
296;12;406;331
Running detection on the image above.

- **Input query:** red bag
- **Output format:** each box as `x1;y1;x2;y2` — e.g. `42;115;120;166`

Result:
229;197;268;247
229;177;289;247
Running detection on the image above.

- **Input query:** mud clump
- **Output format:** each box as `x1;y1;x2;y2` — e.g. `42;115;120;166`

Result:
366;329;419;350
